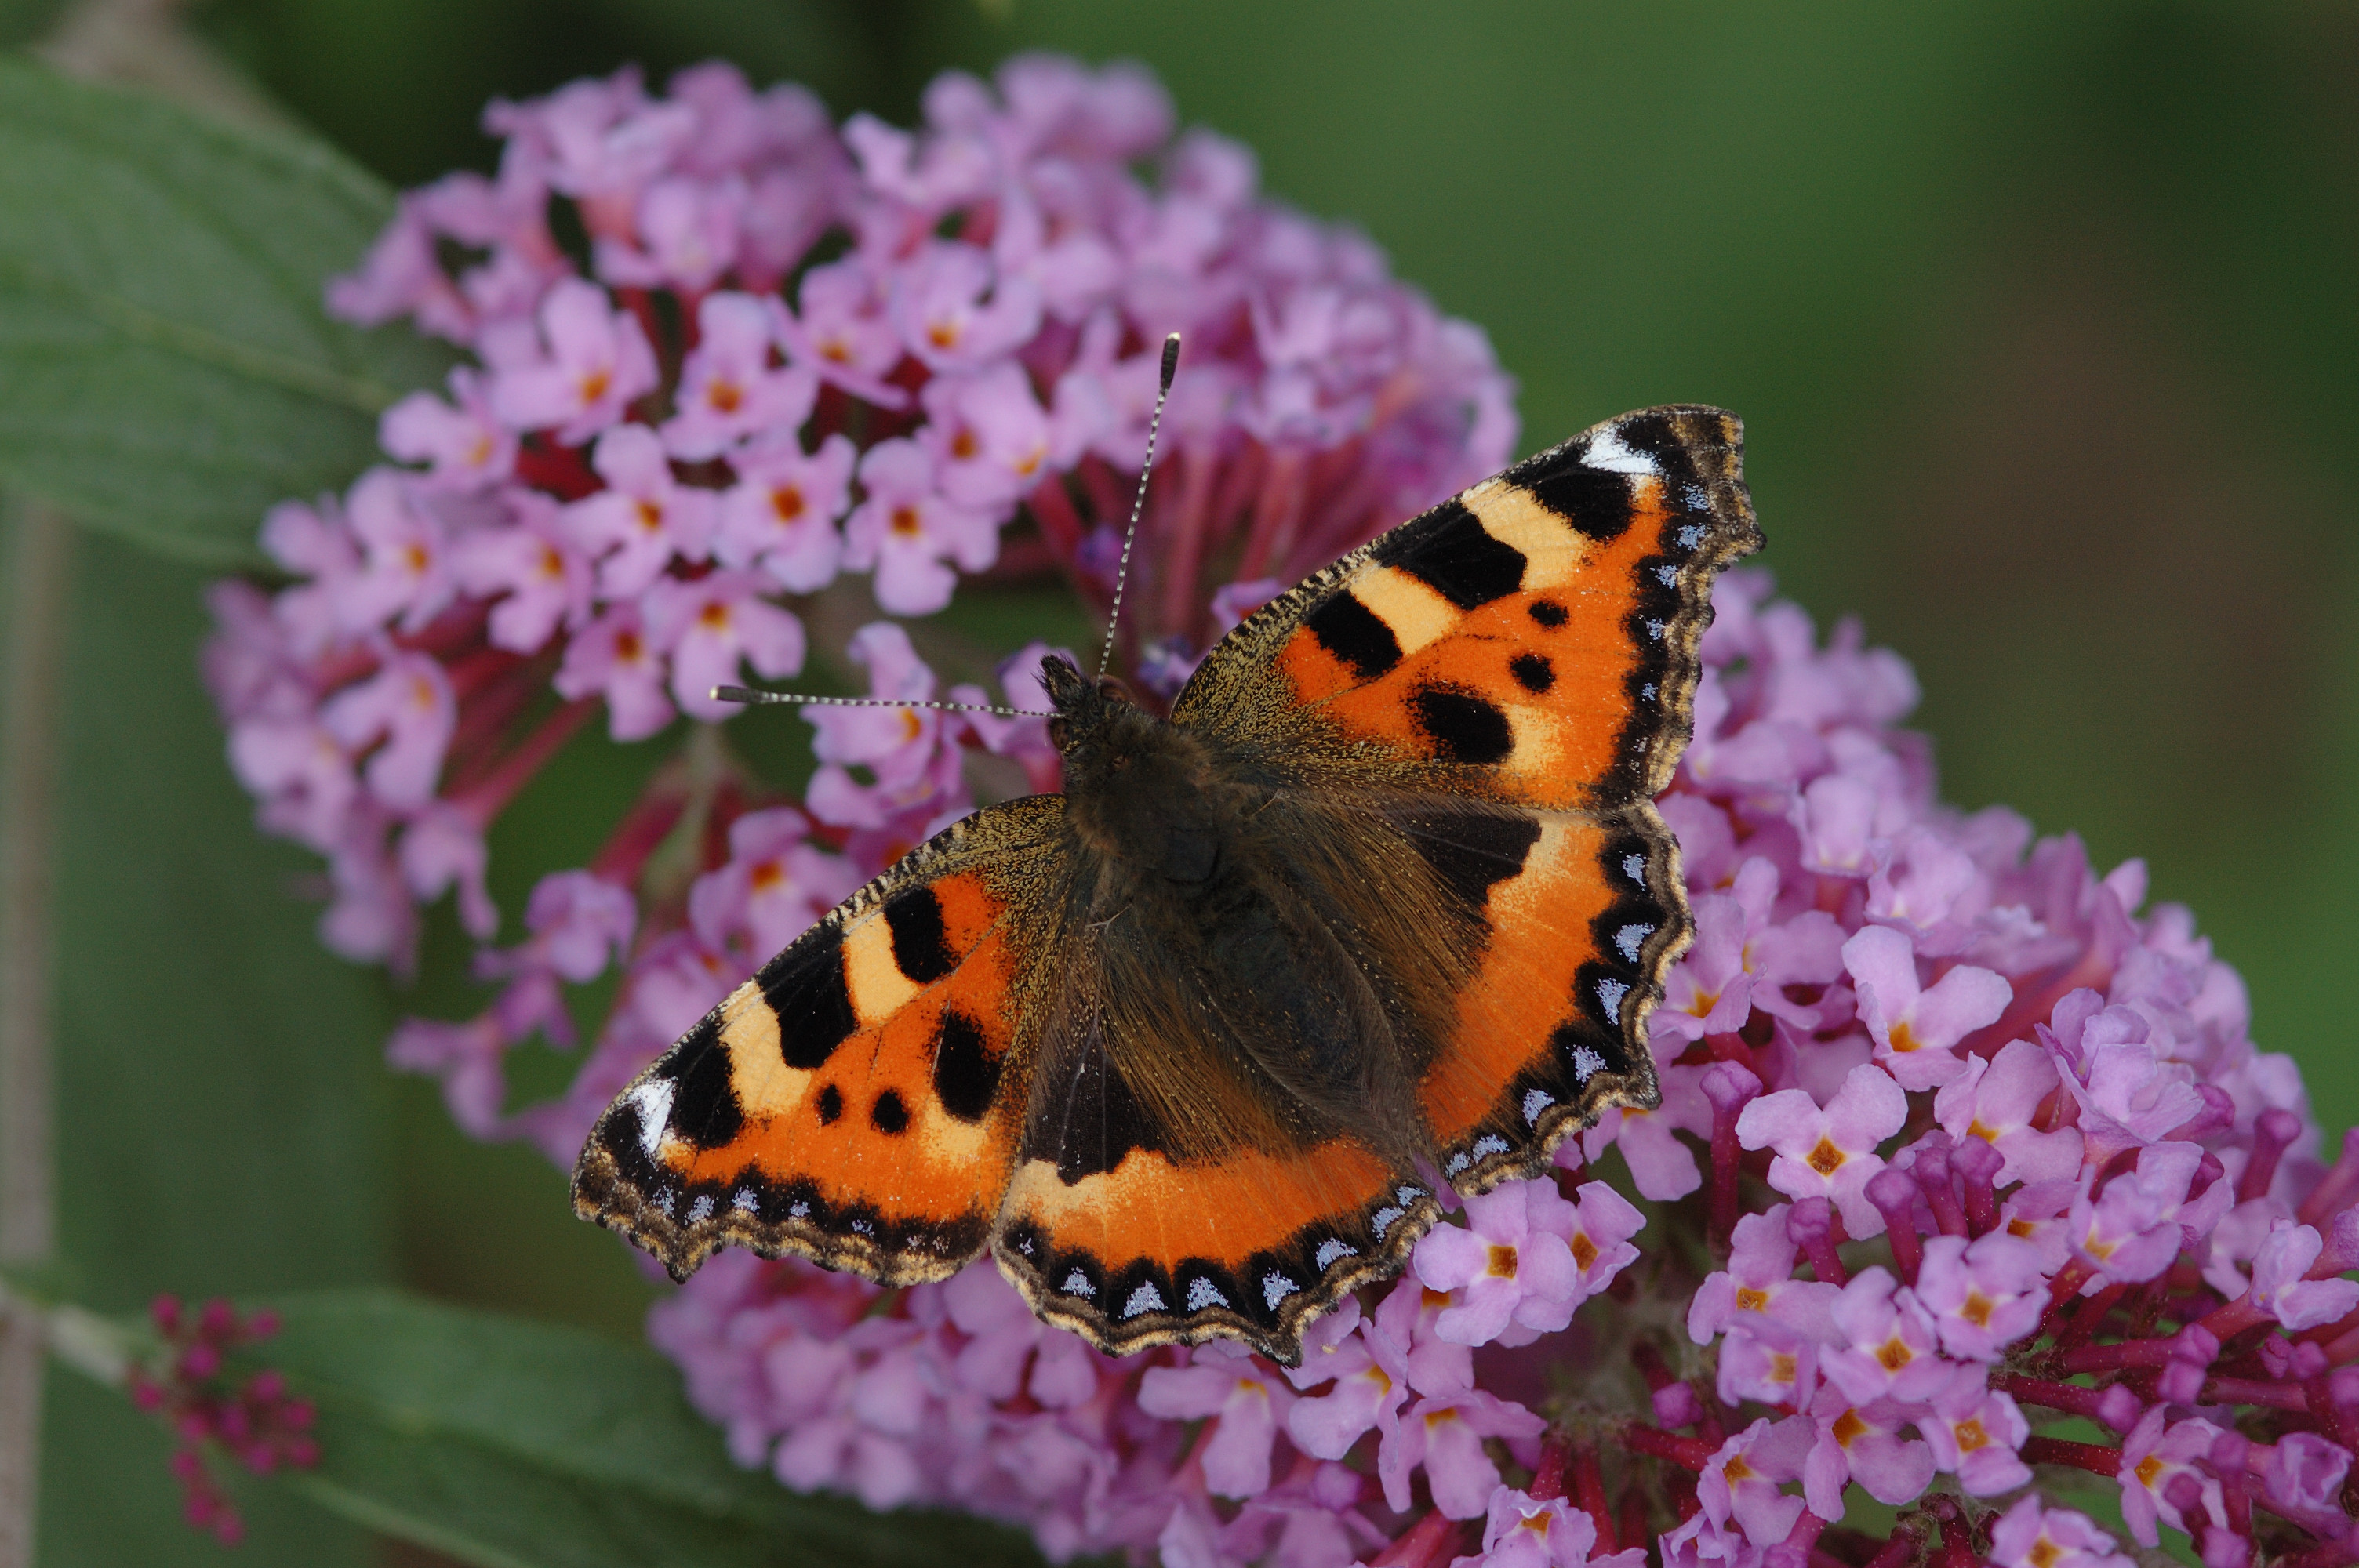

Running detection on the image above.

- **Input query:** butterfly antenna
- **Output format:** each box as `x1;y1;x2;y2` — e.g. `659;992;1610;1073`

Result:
713;686;1053;720
1096;332;1182;680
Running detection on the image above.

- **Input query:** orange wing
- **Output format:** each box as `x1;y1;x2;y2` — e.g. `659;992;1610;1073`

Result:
572;797;1070;1283
1175;406;1761;1189
990;897;1444;1364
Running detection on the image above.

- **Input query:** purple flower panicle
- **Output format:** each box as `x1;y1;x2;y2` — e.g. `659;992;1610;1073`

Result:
201;49;2359;1568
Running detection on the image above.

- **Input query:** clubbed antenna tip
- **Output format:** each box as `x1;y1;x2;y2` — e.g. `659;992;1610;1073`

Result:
1097;333;1183;679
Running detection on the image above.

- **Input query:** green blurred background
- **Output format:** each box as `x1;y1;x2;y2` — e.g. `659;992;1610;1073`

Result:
7;1;2355;1561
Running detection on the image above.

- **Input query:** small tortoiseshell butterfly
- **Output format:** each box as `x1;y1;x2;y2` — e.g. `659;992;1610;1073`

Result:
572;400;1761;1364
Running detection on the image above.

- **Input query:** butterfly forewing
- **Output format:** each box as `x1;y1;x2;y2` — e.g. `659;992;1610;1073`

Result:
572;797;1072;1283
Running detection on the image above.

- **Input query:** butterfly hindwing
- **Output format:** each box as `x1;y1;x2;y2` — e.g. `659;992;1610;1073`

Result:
1392;799;1691;1189
988;824;1450;1363
572;796;1071;1283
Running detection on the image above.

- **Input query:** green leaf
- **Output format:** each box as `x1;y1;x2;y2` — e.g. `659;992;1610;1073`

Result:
259;1287;1053;1568
0;59;450;566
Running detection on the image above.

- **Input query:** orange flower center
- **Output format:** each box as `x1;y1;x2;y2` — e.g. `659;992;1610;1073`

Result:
1875;1335;1913;1372
579;368;612;403
635;499;664;533
1962;1290;1995;1327
771;485;806;522
749;861;784;892
1486;1244;1519;1279
951;427;980;459
1954;1418;1990;1453
707;379;743;413
1570;1232;1598;1269
1830;1410;1866;1448
1807;1138;1847;1176
889;504;923;537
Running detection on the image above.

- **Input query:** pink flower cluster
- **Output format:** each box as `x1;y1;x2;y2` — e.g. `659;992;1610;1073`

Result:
129;1295;319;1544
634;572;2359;1568
205;51;1509;993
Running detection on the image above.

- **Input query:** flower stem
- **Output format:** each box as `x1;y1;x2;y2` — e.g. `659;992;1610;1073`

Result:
1623;1423;1717;1472
2018;1436;2121;1476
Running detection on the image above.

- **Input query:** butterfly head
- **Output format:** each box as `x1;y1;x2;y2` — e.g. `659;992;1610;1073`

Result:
1039;652;1210;837
1038;653;1140;746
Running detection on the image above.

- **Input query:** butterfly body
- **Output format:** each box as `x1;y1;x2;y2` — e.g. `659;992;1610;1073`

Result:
575;405;1761;1363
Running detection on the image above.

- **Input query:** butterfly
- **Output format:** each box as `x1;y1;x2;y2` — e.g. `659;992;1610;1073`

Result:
572;403;1760;1365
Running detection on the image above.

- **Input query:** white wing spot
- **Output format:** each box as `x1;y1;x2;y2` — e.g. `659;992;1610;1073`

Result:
653;1188;677;1217
1445;1151;1472;1175
1645;619;1667;641
1017;1236;1034;1256
1642;682;1657;701
1682;487;1710;514
1622;852;1647;884
1472;1134;1510;1160
1372;1205;1405;1238
1398;1184;1427;1203
850;1218;874;1236
789;1200;811;1218
1598;978;1631;1017
1122;1282;1167;1319
732;1188;759;1214
1586;428;1662;476
1573;1046;1608;1083
1263;1272;1300;1309
1616;922;1657;962
627;1079;676;1160
1655;563;1680;587
1677;523;1707;549
687;1193;715;1223
1062;1269;1096;1300
1315;1238;1356;1269
1523;1089;1555;1124
1187;1276;1230;1311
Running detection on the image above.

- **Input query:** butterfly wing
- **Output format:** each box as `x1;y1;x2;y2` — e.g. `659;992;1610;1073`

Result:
572;795;1072;1284
989;823;1447;1364
1172;405;1761;1190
